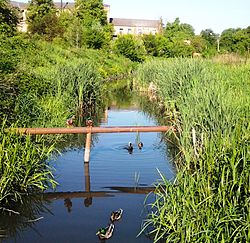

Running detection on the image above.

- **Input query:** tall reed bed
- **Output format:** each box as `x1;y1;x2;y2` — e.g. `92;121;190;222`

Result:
1;40;134;127
0;122;57;208
136;59;250;242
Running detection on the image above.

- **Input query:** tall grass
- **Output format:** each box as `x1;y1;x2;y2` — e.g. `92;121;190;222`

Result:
0;121;57;208
136;59;250;242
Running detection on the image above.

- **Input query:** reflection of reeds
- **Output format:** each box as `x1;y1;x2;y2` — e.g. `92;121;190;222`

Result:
136;59;250;242
0;195;52;241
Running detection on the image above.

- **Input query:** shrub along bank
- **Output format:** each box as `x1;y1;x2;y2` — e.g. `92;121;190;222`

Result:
136;59;250;242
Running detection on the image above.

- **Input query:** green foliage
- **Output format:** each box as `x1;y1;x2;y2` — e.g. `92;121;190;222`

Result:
83;21;112;49
136;59;250;242
165;18;195;39
142;34;159;56
113;34;146;62
0;122;57;206
70;0;112;49
200;28;218;47
27;0;62;40
0;0;19;36
220;27;250;54
75;0;107;26
162;18;196;57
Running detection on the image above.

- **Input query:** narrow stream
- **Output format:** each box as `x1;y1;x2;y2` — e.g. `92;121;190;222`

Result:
2;92;175;243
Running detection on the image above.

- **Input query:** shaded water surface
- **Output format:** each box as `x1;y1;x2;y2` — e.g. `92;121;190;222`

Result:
2;98;175;243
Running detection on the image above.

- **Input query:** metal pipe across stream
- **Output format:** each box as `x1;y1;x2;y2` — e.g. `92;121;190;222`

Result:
12;125;175;163
14;126;175;135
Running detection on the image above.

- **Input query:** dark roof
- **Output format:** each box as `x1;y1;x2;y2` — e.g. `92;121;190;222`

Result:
110;18;160;28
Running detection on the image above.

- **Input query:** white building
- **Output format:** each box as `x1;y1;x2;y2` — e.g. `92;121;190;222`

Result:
110;18;162;36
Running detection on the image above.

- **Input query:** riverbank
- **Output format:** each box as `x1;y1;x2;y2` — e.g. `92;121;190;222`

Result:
135;59;250;242
0;37;134;208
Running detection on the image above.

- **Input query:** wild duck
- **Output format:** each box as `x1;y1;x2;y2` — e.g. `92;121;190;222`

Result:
110;208;123;222
138;142;143;149
124;142;133;154
66;115;75;127
96;223;115;240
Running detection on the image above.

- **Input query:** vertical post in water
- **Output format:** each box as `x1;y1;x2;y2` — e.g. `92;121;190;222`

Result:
84;120;93;163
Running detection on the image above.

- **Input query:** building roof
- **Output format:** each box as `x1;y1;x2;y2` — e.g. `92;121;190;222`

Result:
110;18;160;28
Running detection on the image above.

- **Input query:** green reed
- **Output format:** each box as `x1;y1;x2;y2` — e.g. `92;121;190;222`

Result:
136;59;250;242
0;121;57;208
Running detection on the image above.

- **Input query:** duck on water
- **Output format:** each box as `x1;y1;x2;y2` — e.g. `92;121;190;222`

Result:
124;142;133;154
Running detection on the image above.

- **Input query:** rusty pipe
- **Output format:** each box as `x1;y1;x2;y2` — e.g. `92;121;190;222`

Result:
12;126;175;135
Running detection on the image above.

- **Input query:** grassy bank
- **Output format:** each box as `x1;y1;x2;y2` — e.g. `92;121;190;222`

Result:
136;59;250;242
0;36;134;127
0;35;134;207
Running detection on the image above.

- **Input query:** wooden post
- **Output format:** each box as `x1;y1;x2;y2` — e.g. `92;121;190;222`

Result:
84;120;93;163
84;132;91;163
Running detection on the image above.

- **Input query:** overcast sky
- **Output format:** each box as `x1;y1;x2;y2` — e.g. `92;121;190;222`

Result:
16;0;250;34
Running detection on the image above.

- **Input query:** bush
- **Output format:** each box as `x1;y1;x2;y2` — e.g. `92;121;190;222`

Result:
113;34;146;62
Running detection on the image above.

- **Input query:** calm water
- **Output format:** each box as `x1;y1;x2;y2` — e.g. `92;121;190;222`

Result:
2;104;175;243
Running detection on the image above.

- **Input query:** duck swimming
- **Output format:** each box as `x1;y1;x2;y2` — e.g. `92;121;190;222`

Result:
138;142;143;149
110;208;123;222
96;223;115;240
124;142;133;154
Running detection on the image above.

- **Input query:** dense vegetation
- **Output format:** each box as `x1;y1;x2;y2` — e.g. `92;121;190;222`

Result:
136;59;250;242
1;1;250;242
0;0;134;208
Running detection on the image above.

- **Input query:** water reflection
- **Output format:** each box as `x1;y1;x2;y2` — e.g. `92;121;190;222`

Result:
0;195;51;242
84;162;92;207
1;82;176;242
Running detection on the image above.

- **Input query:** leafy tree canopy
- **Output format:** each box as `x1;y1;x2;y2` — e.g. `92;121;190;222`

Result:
0;0;19;35
27;0;62;39
164;18;195;40
27;0;56;21
75;0;107;26
200;29;218;47
220;27;250;54
113;35;146;62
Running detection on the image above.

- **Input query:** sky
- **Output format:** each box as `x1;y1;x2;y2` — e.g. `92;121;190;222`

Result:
16;0;250;34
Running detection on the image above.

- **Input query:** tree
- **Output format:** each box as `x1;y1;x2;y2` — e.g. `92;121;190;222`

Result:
165;18;195;39
71;0;112;49
83;20;112;49
0;0;19;35
75;0;107;26
27;0;62;39
142;33;158;56
200;29;218;46
113;35;146;62
220;28;250;54
163;18;195;57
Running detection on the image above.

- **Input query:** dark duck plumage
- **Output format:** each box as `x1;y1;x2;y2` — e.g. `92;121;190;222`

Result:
124;142;133;153
96;223;115;240
138;142;143;149
110;208;123;222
